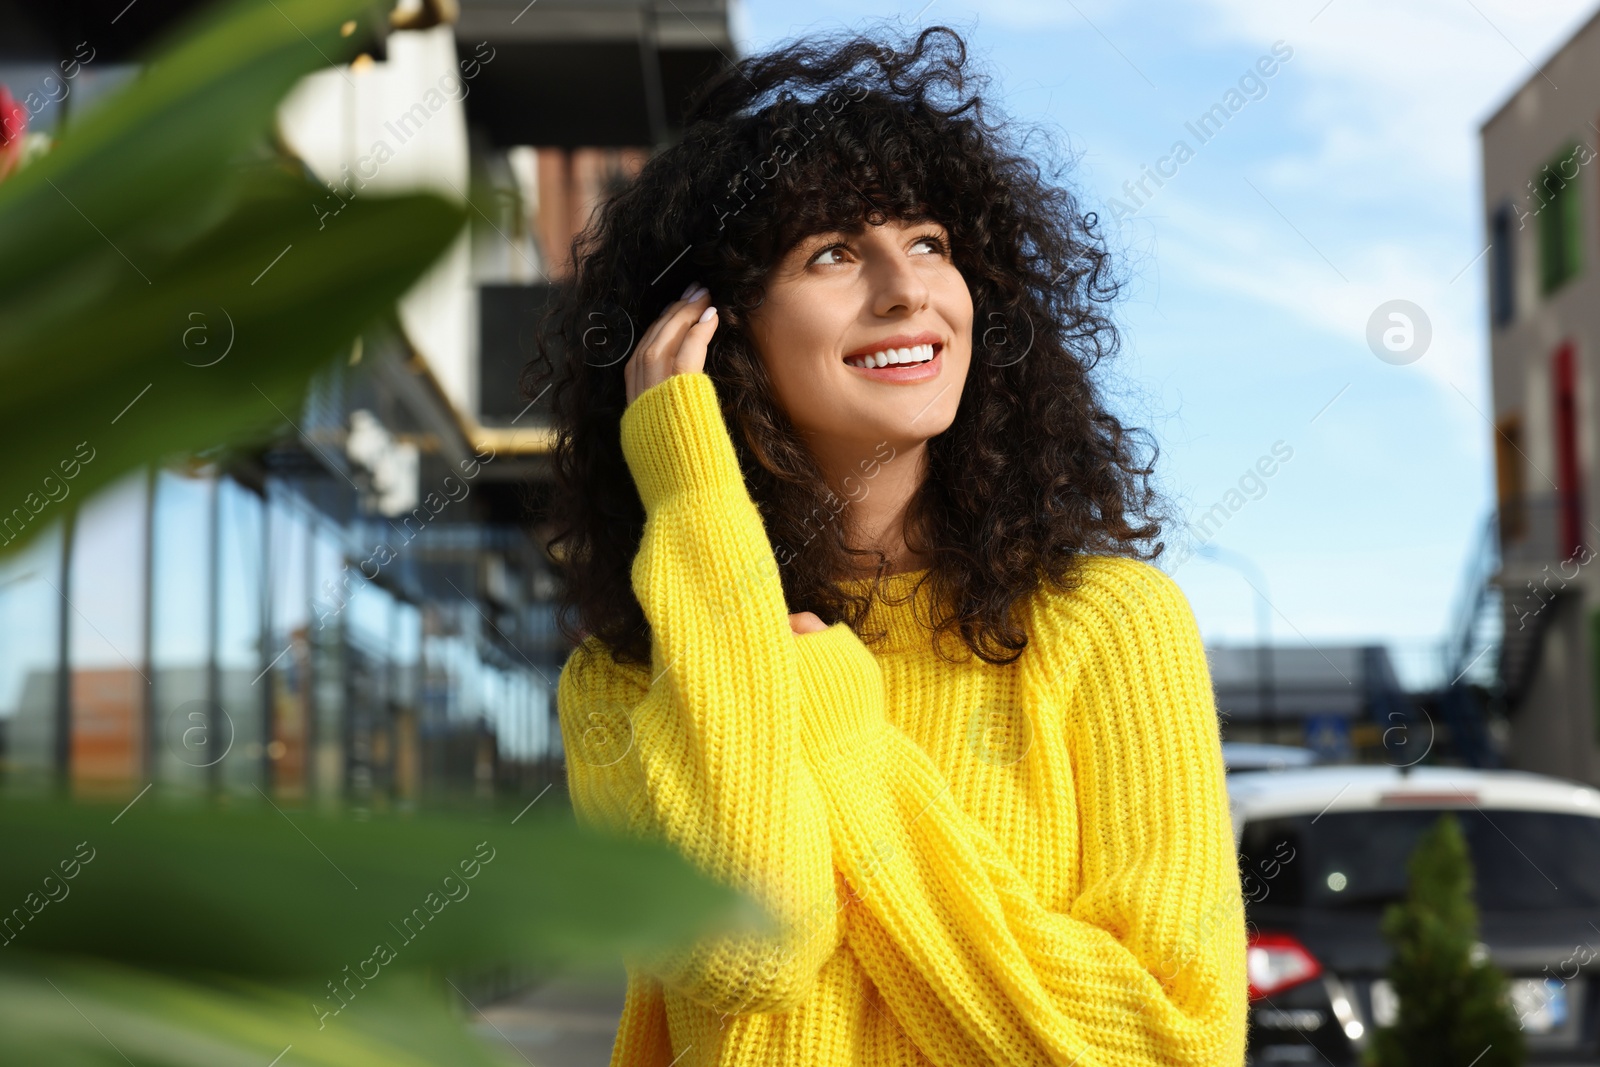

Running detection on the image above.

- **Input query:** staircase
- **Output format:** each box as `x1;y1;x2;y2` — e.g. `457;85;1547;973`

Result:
1437;511;1504;767
1437;501;1574;767
1497;580;1564;712
1494;493;1580;715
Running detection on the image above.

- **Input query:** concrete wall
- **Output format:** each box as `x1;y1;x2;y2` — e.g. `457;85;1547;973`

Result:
1483;10;1600;782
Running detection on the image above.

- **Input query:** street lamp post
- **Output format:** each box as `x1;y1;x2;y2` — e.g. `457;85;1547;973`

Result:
1194;544;1277;743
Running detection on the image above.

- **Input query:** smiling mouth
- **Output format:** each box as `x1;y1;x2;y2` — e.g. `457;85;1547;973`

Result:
843;342;940;369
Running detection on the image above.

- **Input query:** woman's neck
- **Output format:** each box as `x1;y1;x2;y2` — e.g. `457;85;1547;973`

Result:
812;438;930;579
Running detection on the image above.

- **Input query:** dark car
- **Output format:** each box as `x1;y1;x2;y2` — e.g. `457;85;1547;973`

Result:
1229;765;1600;1065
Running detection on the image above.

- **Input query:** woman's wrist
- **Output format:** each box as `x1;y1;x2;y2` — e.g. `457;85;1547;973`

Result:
793;623;888;771
620;372;748;513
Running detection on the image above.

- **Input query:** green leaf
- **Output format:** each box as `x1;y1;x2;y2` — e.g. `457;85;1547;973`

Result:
0;0;466;554
0;162;465;531
0;798;753;978
0;951;516;1067
0;0;385;290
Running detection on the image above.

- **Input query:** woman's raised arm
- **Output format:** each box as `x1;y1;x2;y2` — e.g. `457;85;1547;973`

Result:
556;368;841;1016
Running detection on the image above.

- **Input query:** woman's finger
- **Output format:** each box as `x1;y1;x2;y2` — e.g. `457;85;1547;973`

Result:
630;301;674;371
627;292;697;397
788;611;828;635
626;287;713;404
672;305;717;378
624;293;687;404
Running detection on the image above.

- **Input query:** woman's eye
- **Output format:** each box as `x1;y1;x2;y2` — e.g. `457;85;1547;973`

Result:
807;234;946;266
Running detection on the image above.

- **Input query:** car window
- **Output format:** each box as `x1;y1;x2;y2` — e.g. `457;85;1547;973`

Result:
1238;808;1600;911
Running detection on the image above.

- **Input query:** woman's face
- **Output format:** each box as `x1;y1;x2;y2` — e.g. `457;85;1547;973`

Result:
744;215;973;475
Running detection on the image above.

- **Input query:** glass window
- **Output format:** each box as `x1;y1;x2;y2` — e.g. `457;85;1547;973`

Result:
216;477;265;794
395;600;421;708
424;604;474;725
68;470;150;794
344;577;394;805
1538;143;1583;295
0;518;65;789
509;671;527;761
267;487;312;638
533;673;553;760
309;520;348;799
394;599;422;803
1239;808;1600;913
151;465;214;791
266;488;313;798
1490;203;1514;326
346;573;394;657
488;665;512;758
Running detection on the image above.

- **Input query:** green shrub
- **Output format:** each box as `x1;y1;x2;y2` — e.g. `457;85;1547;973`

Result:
1363;811;1526;1067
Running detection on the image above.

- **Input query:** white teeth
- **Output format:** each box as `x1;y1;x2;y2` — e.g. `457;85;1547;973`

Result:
846;343;936;369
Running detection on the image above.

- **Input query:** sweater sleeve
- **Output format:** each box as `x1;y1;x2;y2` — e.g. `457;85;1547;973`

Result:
787;560;1250;1065
554;372;842;1016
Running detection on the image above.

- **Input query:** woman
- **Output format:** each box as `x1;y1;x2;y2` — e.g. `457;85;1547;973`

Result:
528;23;1249;1067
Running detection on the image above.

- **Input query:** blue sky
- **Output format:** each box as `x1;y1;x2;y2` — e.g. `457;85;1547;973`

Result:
736;0;1598;683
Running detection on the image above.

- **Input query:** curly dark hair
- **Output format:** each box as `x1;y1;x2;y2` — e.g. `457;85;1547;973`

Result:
523;22;1170;669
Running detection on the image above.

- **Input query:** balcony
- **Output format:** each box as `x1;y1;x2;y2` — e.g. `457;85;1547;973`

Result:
1496;491;1591;581
1489;492;1593;715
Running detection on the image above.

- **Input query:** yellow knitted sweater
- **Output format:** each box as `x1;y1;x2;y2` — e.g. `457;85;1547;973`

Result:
555;372;1249;1066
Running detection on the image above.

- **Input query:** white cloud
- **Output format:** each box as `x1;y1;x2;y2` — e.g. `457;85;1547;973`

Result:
1077;0;1598;418
1191;0;1596;190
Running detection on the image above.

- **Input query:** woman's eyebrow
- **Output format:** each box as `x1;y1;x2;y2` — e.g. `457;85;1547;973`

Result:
799;228;856;244
785;217;945;259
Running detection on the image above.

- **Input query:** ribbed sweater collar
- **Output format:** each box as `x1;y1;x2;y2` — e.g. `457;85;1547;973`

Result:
836;567;938;654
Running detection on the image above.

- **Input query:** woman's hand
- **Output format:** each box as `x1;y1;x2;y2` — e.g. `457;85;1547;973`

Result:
788;612;828;635
624;281;718;407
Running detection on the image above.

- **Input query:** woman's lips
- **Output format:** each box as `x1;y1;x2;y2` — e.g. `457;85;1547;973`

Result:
843;343;942;383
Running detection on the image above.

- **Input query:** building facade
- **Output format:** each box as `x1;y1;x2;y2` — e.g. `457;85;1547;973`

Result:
1481;8;1600;785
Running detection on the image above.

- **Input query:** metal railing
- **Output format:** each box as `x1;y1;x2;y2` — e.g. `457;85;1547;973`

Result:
1498;491;1590;573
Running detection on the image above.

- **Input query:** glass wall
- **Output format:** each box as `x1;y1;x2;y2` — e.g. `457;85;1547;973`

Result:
216;477;265;795
0;453;559;806
67;470;149;798
345;574;393;806
394;600;422;804
0;518;64;787
151;465;214;792
308;518;348;803
266;488;313;800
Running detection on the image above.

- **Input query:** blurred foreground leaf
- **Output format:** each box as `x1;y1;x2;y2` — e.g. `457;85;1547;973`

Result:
0;951;513;1067
0;799;752;977
0;0;465;551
